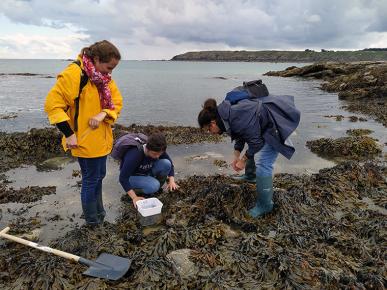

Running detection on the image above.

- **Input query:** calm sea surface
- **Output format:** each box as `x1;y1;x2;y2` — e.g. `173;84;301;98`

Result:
0;60;315;129
0;59;385;173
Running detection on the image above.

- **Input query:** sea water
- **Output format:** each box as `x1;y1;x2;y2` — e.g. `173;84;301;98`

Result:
0;59;385;173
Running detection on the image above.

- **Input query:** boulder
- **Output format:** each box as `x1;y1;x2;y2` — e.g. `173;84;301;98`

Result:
166;249;199;279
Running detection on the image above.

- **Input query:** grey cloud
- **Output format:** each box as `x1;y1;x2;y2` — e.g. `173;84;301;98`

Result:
0;0;386;52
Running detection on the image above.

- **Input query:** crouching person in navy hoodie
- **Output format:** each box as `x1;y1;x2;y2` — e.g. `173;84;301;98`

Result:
119;132;179;208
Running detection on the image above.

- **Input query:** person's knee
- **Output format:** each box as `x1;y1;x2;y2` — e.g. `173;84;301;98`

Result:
255;163;274;176
154;159;171;176
83;175;100;186
143;178;160;195
160;159;171;171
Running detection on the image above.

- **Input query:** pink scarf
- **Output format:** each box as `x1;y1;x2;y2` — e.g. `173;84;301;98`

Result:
82;54;115;110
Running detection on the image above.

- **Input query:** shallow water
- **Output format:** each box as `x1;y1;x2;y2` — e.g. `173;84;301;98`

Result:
0;60;386;243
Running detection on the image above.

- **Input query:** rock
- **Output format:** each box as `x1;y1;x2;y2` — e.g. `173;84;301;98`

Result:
37;156;73;171
265;62;387;126
220;223;240;238
306;136;382;160
20;228;42;241
166;249;198;279
165;213;188;227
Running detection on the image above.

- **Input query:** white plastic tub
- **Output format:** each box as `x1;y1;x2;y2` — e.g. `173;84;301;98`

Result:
136;198;163;216
136;198;163;226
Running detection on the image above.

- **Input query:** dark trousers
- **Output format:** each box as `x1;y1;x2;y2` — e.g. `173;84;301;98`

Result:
78;155;107;225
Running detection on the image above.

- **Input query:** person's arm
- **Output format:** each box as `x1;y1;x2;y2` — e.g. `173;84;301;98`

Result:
45;65;80;150
244;130;264;159
119;148;144;206
159;152;175;177
231;137;246;171
159;152;179;191
235;126;264;171
56;121;78;149
234;138;245;153
56;121;74;137
44;65;80;125
127;189;144;208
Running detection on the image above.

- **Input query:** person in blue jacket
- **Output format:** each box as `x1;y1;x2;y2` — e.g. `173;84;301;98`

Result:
197;82;300;218
119;132;179;208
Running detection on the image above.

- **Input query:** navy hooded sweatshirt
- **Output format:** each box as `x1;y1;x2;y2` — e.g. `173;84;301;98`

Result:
119;146;175;192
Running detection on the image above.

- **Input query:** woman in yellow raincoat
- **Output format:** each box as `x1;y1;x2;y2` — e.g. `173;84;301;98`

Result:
45;40;123;227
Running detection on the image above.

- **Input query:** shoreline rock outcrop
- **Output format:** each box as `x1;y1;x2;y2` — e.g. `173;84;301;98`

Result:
265;62;387;126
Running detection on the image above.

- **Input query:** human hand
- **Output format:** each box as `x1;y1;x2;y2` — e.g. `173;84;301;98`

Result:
88;112;107;129
132;195;145;209
167;177;180;191
66;134;78;149
231;158;240;171
235;159;246;172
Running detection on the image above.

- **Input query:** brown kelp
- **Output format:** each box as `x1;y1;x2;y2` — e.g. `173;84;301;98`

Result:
0;183;56;204
0;161;386;289
0;125;223;174
306;136;382;160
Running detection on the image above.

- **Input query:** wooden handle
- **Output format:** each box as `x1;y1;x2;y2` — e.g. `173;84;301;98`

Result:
0;227;80;262
0;227;10;235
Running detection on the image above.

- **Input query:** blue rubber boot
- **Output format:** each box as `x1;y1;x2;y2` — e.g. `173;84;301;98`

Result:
233;157;256;183
248;176;274;218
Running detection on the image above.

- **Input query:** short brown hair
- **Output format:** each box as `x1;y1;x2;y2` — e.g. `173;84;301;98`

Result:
146;132;167;152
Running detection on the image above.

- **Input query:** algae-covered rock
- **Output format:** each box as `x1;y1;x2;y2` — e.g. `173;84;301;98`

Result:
167;249;199;279
306;136;382;160
265;62;387;126
37;156;73;171
0;125;224;174
0;183;56;204
1;161;386;289
346;128;374;136
114;123;224;145
0;128;64;173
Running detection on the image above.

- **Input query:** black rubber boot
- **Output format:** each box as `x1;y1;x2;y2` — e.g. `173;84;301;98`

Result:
81;201;100;226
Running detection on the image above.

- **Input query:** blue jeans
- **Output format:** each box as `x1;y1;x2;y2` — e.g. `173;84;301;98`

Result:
129;159;171;195
78;155;107;224
254;143;279;176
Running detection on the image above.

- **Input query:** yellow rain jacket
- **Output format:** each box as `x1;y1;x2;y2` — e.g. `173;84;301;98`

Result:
44;58;123;158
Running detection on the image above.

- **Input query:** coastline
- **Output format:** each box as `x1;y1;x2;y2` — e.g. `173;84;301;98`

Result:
0;62;386;288
171;50;387;62
265;61;387;127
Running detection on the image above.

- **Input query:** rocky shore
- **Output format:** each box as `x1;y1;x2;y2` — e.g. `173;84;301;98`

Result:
1;161;385;289
265;61;387;126
0;63;386;288
0;124;223;174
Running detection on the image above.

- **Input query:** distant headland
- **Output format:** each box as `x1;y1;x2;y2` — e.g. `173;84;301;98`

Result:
171;48;387;62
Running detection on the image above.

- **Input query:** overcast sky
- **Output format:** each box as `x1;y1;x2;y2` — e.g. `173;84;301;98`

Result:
0;0;386;59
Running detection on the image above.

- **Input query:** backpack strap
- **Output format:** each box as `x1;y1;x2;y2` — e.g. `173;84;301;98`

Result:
72;60;89;132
